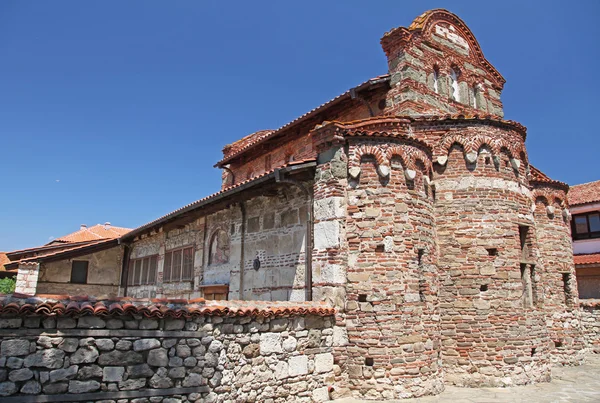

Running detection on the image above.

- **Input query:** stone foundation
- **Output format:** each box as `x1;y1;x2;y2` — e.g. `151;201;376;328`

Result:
0;297;336;402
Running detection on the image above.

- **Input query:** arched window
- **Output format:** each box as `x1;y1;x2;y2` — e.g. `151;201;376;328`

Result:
473;85;478;108
208;229;229;265
450;68;460;102
433;67;439;94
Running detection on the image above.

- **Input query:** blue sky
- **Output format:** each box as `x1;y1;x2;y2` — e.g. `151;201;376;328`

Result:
1;1;598;251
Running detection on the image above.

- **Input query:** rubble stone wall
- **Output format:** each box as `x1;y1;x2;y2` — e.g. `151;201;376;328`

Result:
580;302;600;354
0;309;335;402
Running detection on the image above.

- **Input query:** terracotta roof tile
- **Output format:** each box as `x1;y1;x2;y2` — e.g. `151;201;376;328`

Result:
0;295;335;318
54;224;131;244
568;179;600;206
223;130;274;159
215;75;390;167
0;253;9;272
574;253;600;267
529;165;569;189
4;239;117;270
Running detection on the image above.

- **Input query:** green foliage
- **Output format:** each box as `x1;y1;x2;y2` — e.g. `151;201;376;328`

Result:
0;276;16;294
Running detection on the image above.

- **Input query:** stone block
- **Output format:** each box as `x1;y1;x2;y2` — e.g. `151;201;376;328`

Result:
77;316;106;329
133;339;161;352
288;355;308;377
20;380;41;394
9;368;33;382
314;221;340;250
1;340;30;357
119;378;147;391
260;333;282;355
314;353;334;373
147;348;169;367
103;366;125;382
70;346;99;364
49;365;78;382
68;380;100;394
24;349;65;369
127;364;154;379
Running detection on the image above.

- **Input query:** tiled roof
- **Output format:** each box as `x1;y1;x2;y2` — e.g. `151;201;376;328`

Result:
568;179;600;206
574;253;600;267
123;159;317;241
0;295;335;318
223;130;274;159
4;239;117;270
529;165;569;189
215;75;390;167
53;224;131;244
0;253;10;272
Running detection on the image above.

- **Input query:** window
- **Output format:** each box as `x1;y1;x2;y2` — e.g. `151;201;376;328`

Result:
450;68;460;101
127;255;158;286
519;225;531;262
163;246;194;282
473;85;478;108
572;212;600;240
433;68;439;94
71;261;88;284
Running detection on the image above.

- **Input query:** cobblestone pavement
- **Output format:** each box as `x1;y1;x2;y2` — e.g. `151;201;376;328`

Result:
336;353;600;403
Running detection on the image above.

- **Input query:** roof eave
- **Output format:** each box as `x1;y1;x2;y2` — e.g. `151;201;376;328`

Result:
214;76;391;168
121;161;317;242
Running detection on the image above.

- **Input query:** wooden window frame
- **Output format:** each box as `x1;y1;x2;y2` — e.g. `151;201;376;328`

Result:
127;255;158;286
163;246;194;283
70;260;89;284
572;212;600;240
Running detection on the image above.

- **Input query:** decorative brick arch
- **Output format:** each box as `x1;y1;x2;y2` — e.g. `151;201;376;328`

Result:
350;144;388;168
386;145;432;175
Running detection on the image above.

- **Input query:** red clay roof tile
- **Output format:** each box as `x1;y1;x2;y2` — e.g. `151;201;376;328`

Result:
0;296;335;318
53;224;131;244
568;180;600;206
574;253;600;267
215;75;390;167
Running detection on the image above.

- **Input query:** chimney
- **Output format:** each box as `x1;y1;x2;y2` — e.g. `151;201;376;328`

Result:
80;224;87;230
104;222;111;230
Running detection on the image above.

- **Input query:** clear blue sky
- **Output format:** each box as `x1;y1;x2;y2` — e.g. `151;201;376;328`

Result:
1;1;598;251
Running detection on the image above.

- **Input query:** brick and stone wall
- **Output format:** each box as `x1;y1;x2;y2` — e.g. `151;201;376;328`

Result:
0;297;336;402
532;183;586;365
127;185;310;301
580;301;600;354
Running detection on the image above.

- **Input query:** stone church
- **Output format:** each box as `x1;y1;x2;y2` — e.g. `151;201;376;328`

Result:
11;8;587;400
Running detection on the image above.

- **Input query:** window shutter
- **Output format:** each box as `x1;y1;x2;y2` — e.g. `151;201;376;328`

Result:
182;247;194;280
164;252;172;283
141;258;150;285
148;255;157;284
173;249;183;282
133;259;142;285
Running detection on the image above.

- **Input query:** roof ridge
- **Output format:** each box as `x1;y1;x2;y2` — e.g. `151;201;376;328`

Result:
570;179;600;187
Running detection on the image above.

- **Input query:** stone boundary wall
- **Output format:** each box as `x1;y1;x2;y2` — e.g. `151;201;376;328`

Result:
581;300;600;354
0;297;336;403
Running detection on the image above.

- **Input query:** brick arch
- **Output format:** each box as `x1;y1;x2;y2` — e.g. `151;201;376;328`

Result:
387;145;432;175
350;144;388;168
471;135;500;156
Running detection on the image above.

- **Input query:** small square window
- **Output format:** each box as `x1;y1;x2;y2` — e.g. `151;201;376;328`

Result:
71;261;89;284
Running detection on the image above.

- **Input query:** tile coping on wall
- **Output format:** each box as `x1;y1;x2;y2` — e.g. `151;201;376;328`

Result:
0;294;336;318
